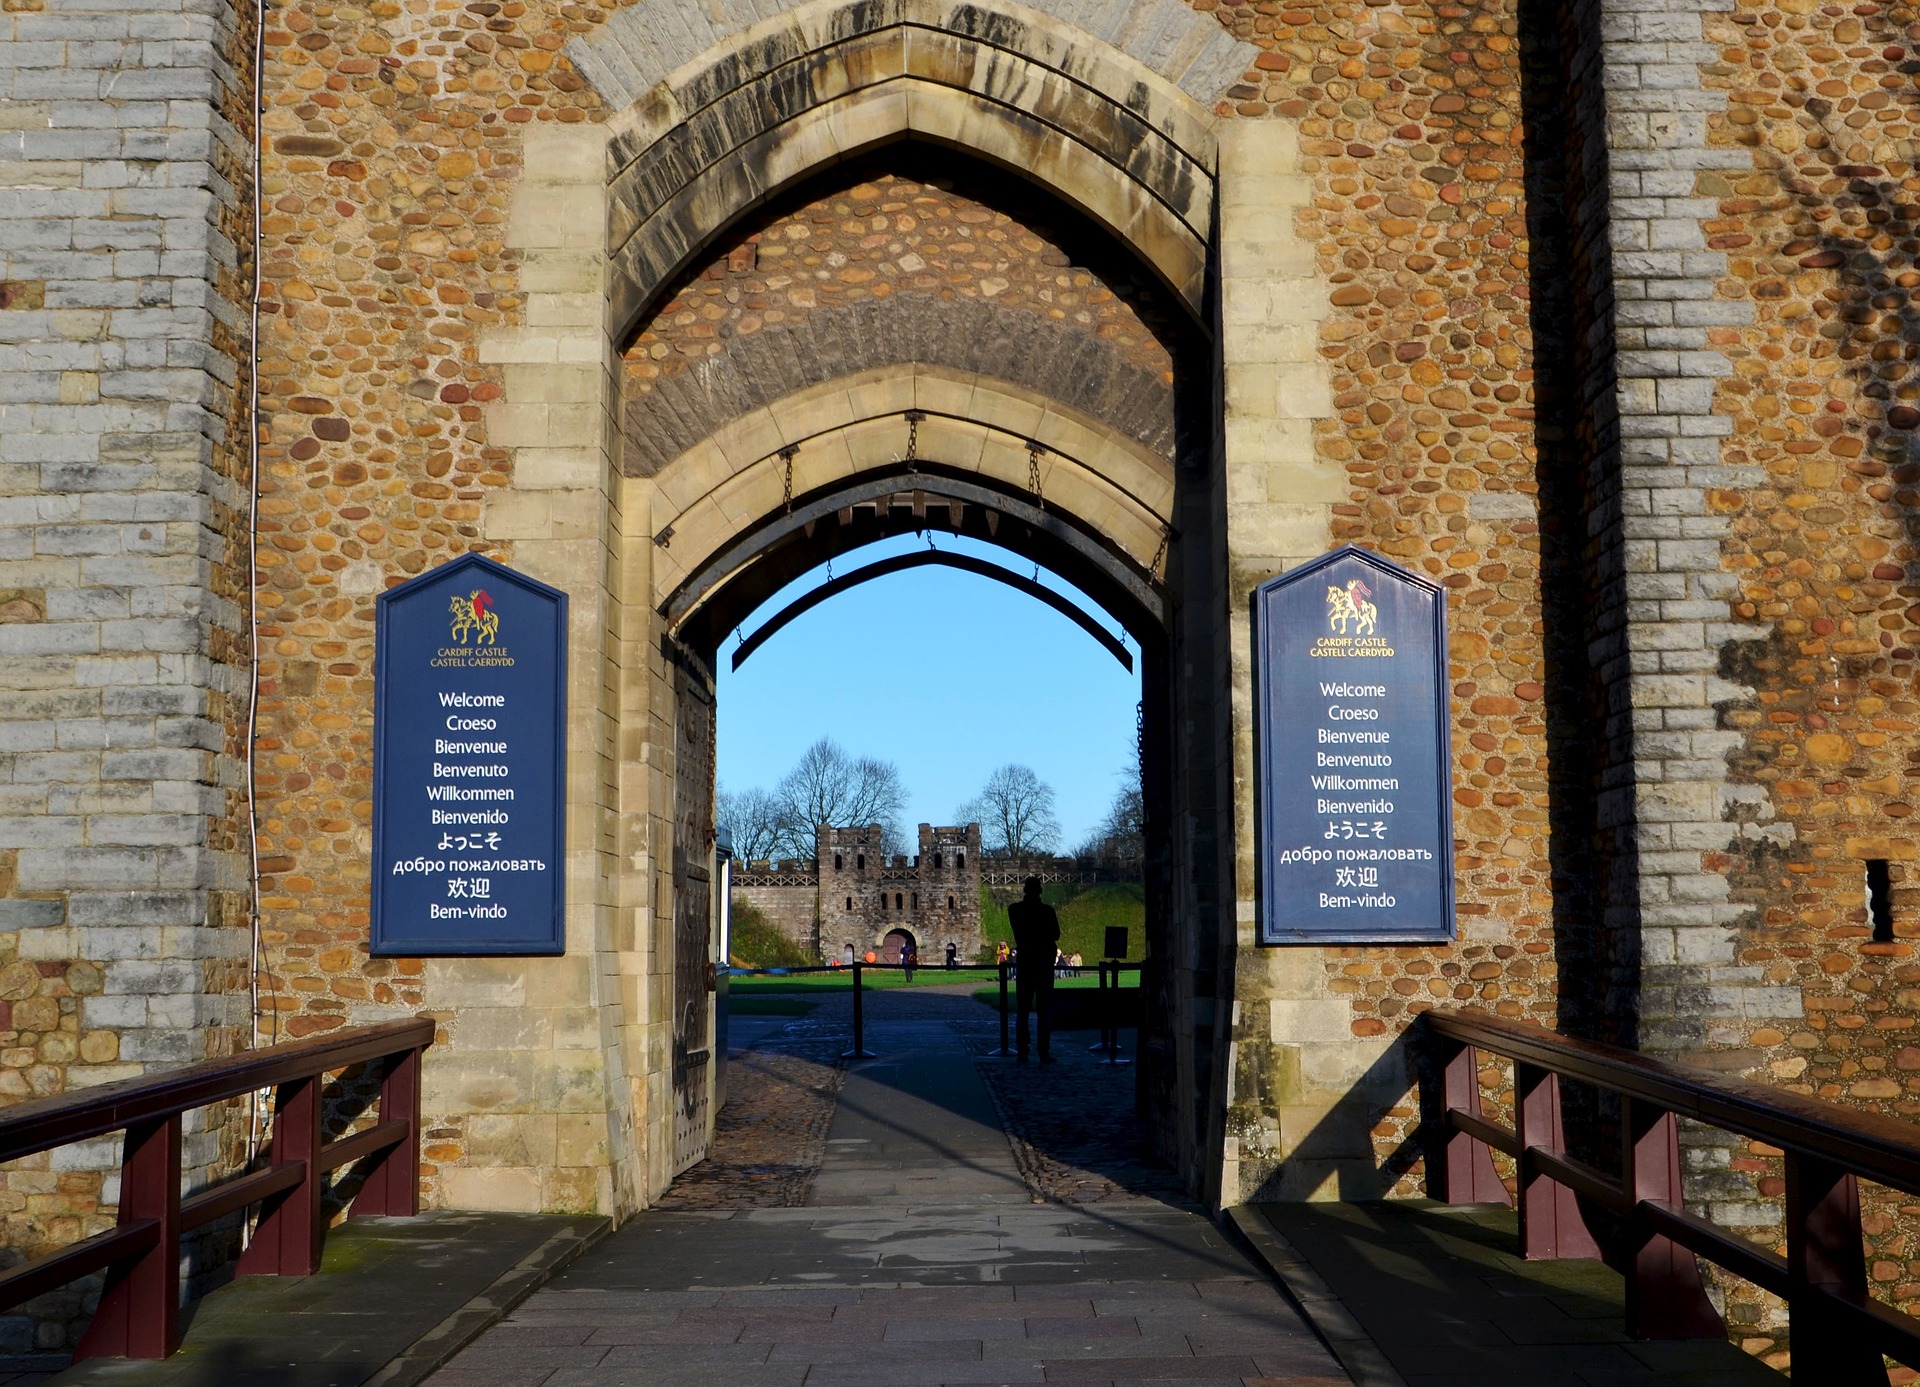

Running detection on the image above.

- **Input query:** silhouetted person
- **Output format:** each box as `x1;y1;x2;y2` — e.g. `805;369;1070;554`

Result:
901;938;917;983
1007;876;1060;1062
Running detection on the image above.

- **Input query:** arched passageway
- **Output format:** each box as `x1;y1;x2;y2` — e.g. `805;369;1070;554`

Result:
626;142;1212;1192
457;0;1329;1218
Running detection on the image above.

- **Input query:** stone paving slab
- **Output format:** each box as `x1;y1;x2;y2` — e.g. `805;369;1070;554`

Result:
30;1212;607;1387
1236;1200;1786;1387
428;997;1351;1386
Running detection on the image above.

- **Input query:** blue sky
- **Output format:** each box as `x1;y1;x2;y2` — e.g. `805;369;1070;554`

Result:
715;533;1141;849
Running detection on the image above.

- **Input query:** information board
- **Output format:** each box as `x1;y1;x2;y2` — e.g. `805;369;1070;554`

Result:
1255;546;1453;944
371;553;567;956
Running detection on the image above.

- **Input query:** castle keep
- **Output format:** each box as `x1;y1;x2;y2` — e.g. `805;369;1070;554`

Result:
6;0;1920;1354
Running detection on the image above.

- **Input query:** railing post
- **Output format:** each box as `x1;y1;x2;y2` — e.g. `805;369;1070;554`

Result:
1622;1098;1724;1339
841;962;874;1060
988;960;1013;1057
72;1113;180;1360
1514;1063;1601;1260
239;1074;323;1277
353;1046;422;1217
1429;1039;1507;1204
1786;1153;1884;1381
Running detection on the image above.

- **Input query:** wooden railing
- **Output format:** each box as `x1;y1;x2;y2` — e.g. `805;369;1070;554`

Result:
1427;1007;1920;1379
0;1017;432;1361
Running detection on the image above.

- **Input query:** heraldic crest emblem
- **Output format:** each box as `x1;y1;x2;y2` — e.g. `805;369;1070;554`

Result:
1325;577;1377;635
448;588;500;646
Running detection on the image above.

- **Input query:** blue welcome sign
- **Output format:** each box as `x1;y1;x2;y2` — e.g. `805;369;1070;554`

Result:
1255;546;1454;944
371;553;567;956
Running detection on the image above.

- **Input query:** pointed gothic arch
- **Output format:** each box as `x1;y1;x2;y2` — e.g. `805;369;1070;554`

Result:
564;0;1255;334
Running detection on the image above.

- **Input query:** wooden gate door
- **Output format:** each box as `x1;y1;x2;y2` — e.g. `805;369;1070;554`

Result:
670;657;715;1175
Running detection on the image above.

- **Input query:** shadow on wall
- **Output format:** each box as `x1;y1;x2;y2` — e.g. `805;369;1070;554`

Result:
1514;0;1642;1060
1240;1032;1426;1203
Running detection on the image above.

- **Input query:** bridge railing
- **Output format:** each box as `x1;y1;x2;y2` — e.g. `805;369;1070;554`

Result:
0;1017;432;1361
1427;1006;1920;1376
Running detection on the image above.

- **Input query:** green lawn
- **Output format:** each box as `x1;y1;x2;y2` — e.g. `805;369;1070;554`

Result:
727;967;995;991
978;880;1146;963
723;994;823;1015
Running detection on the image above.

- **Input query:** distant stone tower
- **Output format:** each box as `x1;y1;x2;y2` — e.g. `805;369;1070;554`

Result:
816;824;982;965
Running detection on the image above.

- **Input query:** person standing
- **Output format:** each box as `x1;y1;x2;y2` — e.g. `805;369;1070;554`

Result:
1007;876;1060;1062
901;937;917;983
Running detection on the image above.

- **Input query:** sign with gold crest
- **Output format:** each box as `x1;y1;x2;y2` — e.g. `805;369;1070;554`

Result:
1254;545;1453;944
371;552;568;956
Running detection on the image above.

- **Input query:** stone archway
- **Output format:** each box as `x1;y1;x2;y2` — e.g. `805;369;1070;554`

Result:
462;0;1331;1214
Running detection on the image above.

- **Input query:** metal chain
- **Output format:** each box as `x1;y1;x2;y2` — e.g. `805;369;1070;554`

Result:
779;444;797;513
904;410;923;470
1026;439;1044;498
1149;522;1171;581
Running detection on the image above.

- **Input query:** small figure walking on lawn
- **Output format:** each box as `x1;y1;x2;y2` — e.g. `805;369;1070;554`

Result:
901;938;917;983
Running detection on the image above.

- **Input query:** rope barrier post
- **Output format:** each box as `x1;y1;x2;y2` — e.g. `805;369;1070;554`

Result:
988;959;1014;1057
1094;960;1131;1066
1089;960;1108;1053
842;961;875;1059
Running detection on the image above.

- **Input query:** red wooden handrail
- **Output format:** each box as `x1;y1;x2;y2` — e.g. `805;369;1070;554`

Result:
0;1017;432;1361
1427;1008;1910;1379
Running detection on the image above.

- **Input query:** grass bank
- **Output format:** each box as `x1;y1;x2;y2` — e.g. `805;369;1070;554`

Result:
978;880;1146;962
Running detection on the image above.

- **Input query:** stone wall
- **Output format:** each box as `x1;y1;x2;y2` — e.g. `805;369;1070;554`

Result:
0;0;255;1348
23;0;1920;1367
730;864;819;956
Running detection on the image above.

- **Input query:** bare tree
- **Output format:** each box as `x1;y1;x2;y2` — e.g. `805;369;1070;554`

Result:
717;783;783;862
773;738;908;857
1078;752;1144;864
958;764;1061;859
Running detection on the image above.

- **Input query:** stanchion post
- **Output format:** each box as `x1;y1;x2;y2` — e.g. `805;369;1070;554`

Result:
841;961;875;1060
988;959;1014;1057
1093;960;1132;1066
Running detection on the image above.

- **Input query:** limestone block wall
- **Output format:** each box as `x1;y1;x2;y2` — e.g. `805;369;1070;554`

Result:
0;0;254;1346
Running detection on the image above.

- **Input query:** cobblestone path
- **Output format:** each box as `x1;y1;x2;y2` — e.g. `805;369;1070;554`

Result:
428;989;1350;1386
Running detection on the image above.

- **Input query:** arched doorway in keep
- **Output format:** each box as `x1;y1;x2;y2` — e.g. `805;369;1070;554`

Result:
629;143;1224;1196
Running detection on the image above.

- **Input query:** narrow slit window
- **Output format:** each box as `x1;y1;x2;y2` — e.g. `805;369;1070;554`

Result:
912;892;919;910
857;854;865;870
845;896;852;910
933;852;942;869
834;853;843;871
948;895;955;910
956;852;965;869
1868;859;1894;942
895;893;903;910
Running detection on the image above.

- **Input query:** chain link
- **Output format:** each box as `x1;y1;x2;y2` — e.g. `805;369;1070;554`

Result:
1149;522;1171;581
904;410;922;469
1026;439;1044;498
779;444;797;512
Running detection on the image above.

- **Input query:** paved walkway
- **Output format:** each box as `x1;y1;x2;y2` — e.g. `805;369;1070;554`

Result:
427;997;1350;1387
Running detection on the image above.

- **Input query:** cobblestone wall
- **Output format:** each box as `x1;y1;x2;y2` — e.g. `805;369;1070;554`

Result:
0;0;255;1349
1207;0;1562;1202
